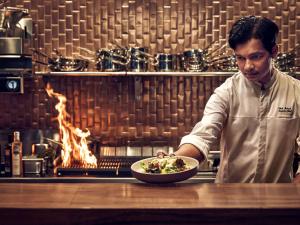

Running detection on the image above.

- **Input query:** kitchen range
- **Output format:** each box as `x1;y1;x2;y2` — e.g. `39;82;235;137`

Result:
0;5;32;93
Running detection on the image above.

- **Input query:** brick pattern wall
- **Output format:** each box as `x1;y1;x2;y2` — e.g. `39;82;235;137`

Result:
0;0;299;146
26;0;299;60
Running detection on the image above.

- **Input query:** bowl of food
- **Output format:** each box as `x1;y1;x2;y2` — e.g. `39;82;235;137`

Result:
131;156;199;183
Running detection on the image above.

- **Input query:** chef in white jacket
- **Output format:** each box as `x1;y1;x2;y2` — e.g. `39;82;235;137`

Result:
174;16;300;183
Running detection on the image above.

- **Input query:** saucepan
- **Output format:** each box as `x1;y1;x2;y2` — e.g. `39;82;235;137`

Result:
152;53;180;72
127;47;150;72
112;42;151;72
182;49;208;72
209;55;238;72
79;46;130;72
274;44;300;73
96;48;129;71
33;48;89;72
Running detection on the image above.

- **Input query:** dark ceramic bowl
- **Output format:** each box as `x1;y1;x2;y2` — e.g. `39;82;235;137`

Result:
131;156;199;183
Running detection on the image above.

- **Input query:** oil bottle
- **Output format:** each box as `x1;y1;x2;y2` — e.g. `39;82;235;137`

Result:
12;131;23;177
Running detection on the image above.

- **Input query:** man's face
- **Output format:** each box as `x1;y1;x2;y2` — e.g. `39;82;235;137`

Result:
234;38;277;84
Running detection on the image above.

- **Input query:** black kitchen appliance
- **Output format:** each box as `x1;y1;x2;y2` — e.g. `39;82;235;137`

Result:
0;6;32;93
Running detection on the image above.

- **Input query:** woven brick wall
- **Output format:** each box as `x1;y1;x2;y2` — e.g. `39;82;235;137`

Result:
27;0;299;60
0;75;226;146
0;0;299;146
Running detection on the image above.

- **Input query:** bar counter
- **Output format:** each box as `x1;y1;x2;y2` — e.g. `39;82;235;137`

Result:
0;183;300;225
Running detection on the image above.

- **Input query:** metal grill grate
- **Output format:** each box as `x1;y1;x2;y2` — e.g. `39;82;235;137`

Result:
56;157;142;177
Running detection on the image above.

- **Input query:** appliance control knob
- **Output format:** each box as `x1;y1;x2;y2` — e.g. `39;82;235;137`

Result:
6;80;18;91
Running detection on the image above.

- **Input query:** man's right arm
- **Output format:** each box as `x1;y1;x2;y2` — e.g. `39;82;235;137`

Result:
174;78;231;163
174;143;205;162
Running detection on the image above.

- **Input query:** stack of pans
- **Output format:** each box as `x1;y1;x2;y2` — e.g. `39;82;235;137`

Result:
153;53;181;72
96;48;129;72
36;44;245;73
128;47;149;72
181;49;208;72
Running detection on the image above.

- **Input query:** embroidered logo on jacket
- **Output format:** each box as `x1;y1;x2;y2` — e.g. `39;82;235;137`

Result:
278;106;293;118
278;107;293;113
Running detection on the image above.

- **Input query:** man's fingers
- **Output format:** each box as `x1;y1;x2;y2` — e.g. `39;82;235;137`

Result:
156;150;167;158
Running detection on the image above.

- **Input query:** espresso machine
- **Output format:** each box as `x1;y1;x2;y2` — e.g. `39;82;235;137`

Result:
0;5;32;93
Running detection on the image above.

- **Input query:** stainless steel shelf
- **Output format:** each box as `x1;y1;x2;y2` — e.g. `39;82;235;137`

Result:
127;71;235;77
34;71;300;77
35;71;236;77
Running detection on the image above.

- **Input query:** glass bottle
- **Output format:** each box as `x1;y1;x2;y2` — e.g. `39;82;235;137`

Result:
12;131;23;177
4;134;13;177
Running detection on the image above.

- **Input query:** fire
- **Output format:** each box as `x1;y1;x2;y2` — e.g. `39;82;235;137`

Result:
46;83;97;168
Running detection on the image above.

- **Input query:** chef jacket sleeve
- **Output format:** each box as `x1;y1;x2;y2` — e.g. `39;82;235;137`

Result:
295;79;300;175
179;80;230;160
296;131;300;175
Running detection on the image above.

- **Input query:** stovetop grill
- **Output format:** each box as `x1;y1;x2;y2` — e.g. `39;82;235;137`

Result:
56;157;142;177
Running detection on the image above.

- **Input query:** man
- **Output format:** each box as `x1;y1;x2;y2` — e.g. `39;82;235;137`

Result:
174;16;300;183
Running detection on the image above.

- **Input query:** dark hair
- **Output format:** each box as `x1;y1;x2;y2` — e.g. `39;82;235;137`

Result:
228;16;279;53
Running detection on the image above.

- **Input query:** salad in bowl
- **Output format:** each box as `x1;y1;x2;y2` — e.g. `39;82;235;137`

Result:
131;156;199;183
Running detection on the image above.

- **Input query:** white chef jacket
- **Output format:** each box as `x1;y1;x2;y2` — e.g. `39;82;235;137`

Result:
180;68;300;183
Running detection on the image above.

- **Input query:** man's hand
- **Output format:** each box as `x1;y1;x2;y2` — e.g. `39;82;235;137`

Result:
293;173;300;183
156;144;205;171
156;150;170;158
157;144;205;162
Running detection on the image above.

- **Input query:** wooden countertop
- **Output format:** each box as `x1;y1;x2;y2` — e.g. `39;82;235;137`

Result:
1;183;300;225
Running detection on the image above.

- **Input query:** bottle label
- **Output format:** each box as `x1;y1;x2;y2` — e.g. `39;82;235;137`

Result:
13;145;20;154
12;154;21;176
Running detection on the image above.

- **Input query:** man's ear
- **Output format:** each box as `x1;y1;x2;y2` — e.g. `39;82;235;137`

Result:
271;45;278;58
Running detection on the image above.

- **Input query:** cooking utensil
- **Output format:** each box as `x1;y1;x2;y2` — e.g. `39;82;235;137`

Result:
50;48;89;72
22;156;44;177
131;156;199;183
274;44;299;73
33;48;89;72
0;6;29;31
209;55;238;72
96;48;129;71
127;47;149;72
153;53;179;72
205;43;227;59
182;49;208;72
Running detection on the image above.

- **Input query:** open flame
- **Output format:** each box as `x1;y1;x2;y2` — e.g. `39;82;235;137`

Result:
46;83;97;168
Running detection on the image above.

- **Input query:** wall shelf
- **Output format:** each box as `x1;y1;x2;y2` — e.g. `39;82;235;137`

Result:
35;71;300;77
35;71;236;77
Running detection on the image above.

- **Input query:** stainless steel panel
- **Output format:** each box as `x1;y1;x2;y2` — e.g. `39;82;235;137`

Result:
0;37;22;54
